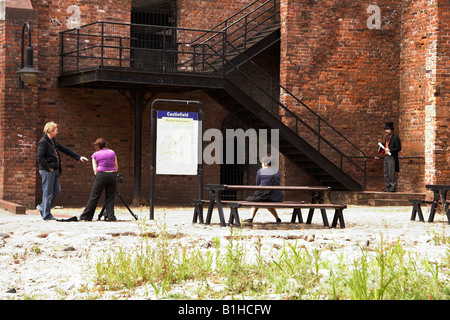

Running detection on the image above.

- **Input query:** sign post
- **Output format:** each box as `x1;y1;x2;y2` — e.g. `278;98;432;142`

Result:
150;99;203;220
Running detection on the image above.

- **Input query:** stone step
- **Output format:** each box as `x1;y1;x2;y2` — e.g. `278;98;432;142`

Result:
0;200;26;214
368;199;413;207
329;191;426;206
355;191;425;199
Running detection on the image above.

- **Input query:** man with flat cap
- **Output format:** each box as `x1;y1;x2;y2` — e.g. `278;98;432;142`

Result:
378;121;401;192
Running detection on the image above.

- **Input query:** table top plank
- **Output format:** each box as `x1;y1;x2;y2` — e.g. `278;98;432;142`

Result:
204;184;330;192
425;184;450;190
228;202;346;209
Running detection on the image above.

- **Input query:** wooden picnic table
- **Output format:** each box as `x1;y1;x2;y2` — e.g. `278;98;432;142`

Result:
425;184;450;223
202;184;331;227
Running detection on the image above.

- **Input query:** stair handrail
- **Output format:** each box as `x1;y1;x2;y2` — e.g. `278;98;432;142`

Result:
190;0;278;43
185;0;365;168
184;0;279;69
200;0;280;49
226;42;366;158
195;37;367;163
185;1;367;186
197;40;366;188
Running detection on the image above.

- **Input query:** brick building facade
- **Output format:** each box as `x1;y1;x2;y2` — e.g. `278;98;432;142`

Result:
0;0;448;209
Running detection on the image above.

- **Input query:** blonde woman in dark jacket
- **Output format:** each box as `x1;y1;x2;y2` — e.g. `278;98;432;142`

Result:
36;122;88;220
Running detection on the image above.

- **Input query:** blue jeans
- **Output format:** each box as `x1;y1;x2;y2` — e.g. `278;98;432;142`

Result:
38;170;61;220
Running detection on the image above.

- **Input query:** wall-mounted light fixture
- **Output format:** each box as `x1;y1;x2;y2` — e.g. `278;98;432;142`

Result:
16;22;41;88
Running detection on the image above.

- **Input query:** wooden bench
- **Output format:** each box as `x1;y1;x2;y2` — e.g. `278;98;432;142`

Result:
192;199;347;228
202;184;330;227
228;201;347;228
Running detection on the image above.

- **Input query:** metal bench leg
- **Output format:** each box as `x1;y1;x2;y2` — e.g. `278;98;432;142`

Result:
416;204;424;222
331;209;345;228
306;208;314;224
320;208;329;227
192;202;204;224
291;208;303;223
446;206;450;225
410;201;425;222
215;194;226;227
228;206;241;228
428;201;438;223
410;204;417;221
205;196;215;225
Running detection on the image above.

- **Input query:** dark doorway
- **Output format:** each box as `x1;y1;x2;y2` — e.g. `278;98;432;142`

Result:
220;114;248;200
131;0;177;71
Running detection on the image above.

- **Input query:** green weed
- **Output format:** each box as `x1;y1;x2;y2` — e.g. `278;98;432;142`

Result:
92;218;450;300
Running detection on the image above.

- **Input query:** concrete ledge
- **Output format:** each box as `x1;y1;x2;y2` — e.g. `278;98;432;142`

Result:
0;200;26;215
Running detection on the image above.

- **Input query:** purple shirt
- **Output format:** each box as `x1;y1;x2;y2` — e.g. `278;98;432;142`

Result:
92;148;116;172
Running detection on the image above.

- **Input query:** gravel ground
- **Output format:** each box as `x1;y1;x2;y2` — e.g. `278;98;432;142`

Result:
0;205;449;300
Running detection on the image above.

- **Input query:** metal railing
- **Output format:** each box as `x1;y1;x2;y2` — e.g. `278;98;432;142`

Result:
60;0;280;75
60;21;227;75
184;0;280;71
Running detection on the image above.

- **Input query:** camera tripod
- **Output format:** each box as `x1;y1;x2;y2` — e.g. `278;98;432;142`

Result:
98;190;138;221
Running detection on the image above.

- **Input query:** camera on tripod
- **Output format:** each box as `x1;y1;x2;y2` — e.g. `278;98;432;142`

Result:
117;173;124;184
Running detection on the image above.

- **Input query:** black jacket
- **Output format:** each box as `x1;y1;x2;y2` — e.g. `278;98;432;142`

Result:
379;134;402;172
37;134;81;173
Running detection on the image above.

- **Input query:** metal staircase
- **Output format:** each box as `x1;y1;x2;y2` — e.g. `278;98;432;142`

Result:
58;0;366;191
185;0;365;190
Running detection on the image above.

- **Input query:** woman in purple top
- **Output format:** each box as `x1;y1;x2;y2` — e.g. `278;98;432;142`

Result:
79;138;119;221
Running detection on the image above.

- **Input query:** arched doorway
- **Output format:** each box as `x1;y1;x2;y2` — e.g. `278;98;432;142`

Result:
220;114;249;200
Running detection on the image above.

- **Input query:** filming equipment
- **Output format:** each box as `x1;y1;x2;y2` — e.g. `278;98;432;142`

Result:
97;173;138;221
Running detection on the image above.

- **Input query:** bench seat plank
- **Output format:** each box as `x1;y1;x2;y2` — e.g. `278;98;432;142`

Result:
192;199;346;228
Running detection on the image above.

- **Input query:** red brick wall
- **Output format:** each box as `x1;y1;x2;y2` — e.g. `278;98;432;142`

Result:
400;0;449;191
399;0;428;192
1;0;449;209
28;0;134;207
0;0;235;208
432;0;450;185
28;0;231;207
0;19;5;201
0;7;39;207
177;0;255;30
279;0;406;191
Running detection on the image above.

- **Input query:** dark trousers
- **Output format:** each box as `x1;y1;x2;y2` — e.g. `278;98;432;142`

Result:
80;172;117;220
383;156;397;191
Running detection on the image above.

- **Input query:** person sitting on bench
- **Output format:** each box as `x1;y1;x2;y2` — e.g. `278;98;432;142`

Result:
244;156;283;223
